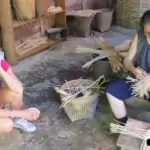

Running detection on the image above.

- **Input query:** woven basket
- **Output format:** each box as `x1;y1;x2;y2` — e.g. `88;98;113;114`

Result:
115;0;141;28
58;79;99;122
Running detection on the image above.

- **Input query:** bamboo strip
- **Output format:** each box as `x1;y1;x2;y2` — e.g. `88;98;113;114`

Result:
110;123;150;150
126;76;150;98
82;54;108;69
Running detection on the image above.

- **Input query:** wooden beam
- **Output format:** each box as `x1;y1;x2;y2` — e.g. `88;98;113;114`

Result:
0;0;17;64
54;0;66;27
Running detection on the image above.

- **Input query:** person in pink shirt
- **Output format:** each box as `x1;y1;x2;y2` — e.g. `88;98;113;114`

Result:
0;58;40;133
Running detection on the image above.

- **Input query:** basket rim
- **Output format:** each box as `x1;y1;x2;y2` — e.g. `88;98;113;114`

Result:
61;79;93;89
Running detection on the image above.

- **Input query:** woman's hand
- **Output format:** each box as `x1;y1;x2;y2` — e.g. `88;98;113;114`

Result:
132;67;148;79
22;108;40;121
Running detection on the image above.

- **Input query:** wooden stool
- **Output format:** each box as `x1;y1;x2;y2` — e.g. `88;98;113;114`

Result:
117;118;150;150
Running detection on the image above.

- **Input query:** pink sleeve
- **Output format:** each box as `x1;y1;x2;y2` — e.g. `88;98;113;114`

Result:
1;60;10;72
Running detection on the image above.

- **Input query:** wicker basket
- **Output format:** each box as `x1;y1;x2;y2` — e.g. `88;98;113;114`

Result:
115;0;144;28
57;79;99;122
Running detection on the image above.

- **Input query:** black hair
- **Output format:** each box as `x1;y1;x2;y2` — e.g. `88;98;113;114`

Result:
139;10;150;32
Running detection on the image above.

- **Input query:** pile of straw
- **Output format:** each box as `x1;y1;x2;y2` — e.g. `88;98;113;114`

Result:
127;76;150;98
75;37;130;73
96;37;125;73
110;123;150;150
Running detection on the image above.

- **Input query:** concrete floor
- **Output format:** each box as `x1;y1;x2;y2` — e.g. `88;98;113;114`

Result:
0;27;135;150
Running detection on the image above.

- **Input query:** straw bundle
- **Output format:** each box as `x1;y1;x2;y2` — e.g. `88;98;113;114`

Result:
75;45;128;71
110;123;150;150
126;76;150;98
97;37;125;73
75;37;130;72
76;45;109;55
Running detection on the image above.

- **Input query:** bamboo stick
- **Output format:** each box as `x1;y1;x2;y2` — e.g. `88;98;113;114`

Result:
0;0;17;64
82;54;108;69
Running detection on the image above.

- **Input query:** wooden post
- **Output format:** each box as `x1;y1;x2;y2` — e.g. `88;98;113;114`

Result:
36;0;50;35
0;0;17;65
36;0;49;17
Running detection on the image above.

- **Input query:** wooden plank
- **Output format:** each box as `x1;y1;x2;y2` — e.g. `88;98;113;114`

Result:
54;0;66;27
55;12;67;27
14;20;40;40
12;15;49;29
49;10;65;15
13;16;50;41
117;134;142;150
0;0;17;64
12;18;36;29
55;0;66;10
117;118;150;150
17;38;66;60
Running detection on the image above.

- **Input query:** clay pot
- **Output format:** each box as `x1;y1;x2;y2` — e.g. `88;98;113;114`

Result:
93;58;113;79
92;8;114;32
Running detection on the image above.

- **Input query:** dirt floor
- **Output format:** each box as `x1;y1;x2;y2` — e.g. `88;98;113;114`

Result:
0;27;135;150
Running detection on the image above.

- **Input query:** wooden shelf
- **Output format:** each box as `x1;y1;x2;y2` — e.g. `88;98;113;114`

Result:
17;38;66;60
0;0;67;64
12;10;65;29
12;18;37;29
50;10;66;15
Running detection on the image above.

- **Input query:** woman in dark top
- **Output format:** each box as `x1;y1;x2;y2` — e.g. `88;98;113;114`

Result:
106;10;150;125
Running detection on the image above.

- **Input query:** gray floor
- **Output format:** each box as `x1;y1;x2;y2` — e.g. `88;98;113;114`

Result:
0;27;135;150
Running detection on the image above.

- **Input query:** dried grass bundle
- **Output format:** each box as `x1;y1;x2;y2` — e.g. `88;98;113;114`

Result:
75;38;130;72
75;45;108;55
75;45;127;71
96;37;125;73
110;123;150;150
75;46;109;68
126;76;150;98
